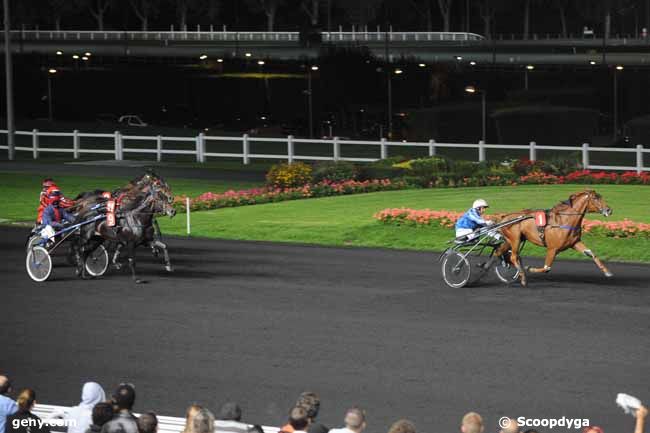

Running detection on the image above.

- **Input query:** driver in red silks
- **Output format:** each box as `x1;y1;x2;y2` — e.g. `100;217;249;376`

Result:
36;178;74;224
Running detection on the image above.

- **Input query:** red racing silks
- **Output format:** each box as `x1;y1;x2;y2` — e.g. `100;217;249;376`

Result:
535;211;547;227
102;191;112;199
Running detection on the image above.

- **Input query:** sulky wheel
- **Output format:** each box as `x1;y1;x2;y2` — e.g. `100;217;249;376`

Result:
441;251;472;288
26;246;53;282
84;244;109;277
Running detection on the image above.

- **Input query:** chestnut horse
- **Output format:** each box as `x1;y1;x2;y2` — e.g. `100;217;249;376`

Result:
493;189;613;286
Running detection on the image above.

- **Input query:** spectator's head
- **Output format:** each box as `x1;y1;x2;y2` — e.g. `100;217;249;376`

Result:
295;392;320;420
16;389;36;412
112;383;136;412
460;412;484;433
0;376;11;395
343;407;366;433
192;409;215;433
499;418;519;433
218;402;242;422
583;428;604;433
183;404;203;433
92;402;114;427
81;382;106;407
137;412;158;433
387;419;416;433
288;406;310;432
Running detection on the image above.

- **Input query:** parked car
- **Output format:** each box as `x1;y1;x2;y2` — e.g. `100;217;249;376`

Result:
118;115;148;127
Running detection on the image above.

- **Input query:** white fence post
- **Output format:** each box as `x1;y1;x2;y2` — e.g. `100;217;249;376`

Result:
114;131;123;160
636;144;644;174
196;133;205;163
287;135;294;163
582;142;590;168
73;129;80;159
333;136;340;161
478;140;486;162
242;134;250;165
32;129;39;159
186;197;191;235
156;135;162;162
380;137;388;159
529;141;536;161
428;139;436;156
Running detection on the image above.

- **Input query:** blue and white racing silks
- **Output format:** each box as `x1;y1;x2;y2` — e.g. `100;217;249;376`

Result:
455;207;487;231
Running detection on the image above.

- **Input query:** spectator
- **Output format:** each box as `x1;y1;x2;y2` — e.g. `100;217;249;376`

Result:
193;409;215;433
215;402;248;433
499;418;519;433
296;393;327;433
635;406;648;433
287;407;310;433
101;384;137;433
6;389;51;433
328;407;366;433
0;376;18;433
387;420;416;433
182;405;203;433
50;382;106;433
460;412;483;433
86;403;114;433
137;413;158;433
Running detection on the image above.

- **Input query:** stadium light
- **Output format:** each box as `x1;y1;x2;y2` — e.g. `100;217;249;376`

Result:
526;65;535;70
616;65;624;70
217;58;223;63
470;61;476;66
311;65;319;71
245;52;252;57
257;60;265;65
72;55;79;59
48;68;57;74
84;52;91;56
418;63;426;67
394;68;403;74
56;51;63;55
199;54;208;60
81;56;88;61
465;85;486;142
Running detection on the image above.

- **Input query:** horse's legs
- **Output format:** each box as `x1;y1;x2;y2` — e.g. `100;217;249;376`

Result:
505;234;527;287
112;243;123;270
152;239;172;272
527;248;558;273
573;241;613;277
126;242;144;284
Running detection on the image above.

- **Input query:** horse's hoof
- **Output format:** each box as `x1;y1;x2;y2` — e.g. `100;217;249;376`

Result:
165;265;173;272
520;280;528;287
604;271;614;278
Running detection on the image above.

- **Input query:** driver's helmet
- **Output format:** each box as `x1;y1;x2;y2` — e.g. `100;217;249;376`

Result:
42;178;56;188
472;199;489;209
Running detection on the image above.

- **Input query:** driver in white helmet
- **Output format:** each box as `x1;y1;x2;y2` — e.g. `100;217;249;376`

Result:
455;199;494;239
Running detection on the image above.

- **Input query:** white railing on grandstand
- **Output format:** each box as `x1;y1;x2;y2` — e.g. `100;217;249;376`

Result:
0;129;648;173
33;404;280;433
3;29;484;43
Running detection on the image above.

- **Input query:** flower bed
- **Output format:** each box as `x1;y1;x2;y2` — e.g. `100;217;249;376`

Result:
174;179;407;212
374;208;650;238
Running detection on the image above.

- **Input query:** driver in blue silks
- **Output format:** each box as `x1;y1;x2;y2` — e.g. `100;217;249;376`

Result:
455;199;495;239
41;190;76;239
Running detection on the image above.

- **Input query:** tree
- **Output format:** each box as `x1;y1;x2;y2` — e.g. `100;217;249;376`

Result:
478;0;496;38
47;0;76;30
406;0;434;32
555;0;569;38
301;0;320;26
176;0;220;30
436;0;454;32
244;0;285;31
129;0;160;31
77;0;113;30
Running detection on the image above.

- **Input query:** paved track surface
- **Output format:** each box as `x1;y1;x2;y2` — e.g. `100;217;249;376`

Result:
1;226;649;433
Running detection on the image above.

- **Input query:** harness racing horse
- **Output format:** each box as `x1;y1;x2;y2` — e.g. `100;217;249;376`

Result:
493;189;613;287
72;171;176;272
76;184;176;283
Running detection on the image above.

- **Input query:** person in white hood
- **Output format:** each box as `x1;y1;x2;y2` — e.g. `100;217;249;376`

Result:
50;382;106;433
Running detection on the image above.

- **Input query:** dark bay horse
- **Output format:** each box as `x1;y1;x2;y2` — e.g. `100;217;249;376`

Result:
493;189;613;287
76;184;175;283
72;171;176;272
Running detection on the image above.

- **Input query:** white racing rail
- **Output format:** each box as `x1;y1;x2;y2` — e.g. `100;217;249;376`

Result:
32;404;280;433
1;30;484;43
1;129;648;173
